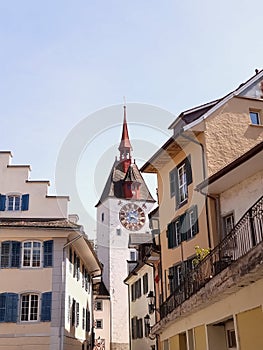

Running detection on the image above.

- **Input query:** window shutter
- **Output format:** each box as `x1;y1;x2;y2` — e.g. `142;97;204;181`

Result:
21;194;29;211
167;223;173;249
169;170;176;197
41;292;52;321
185;155;193;185
11;241;21;268
86;309;90;332
174;168;180;208
72;299;76;326
193;205;199;235
180;213;189;242
0;195;6;211
0;293;7;322
6;293;18;322
76;302;79;326
1;241;11;268
43;240;53;267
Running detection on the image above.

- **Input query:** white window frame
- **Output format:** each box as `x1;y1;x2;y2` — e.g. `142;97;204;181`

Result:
22;241;42;268
178;164;188;203
7;194;21;211
20;293;39;322
95;300;103;311
223;213;234;237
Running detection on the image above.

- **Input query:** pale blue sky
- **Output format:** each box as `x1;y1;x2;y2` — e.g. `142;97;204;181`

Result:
1;0;263;235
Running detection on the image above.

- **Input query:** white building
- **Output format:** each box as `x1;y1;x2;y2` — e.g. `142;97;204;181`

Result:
96;107;155;350
0;151;102;350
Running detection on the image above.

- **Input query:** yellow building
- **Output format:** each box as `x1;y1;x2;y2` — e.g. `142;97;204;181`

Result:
0;152;102;350
141;71;263;349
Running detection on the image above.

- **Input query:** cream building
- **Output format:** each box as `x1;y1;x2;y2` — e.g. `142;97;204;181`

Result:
0;151;102;350
141;70;263;349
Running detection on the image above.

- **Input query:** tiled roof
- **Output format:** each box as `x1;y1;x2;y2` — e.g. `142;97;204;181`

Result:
0;218;81;230
95;160;155;206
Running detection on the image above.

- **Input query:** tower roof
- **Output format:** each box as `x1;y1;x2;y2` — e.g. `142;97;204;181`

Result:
118;105;133;151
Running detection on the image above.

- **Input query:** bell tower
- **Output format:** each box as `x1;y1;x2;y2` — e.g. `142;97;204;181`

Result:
96;105;155;350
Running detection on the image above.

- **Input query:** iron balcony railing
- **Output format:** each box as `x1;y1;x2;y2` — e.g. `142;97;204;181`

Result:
160;195;263;319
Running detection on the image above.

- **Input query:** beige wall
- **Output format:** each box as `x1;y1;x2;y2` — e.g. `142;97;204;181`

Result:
236;306;263;350
205;97;263;177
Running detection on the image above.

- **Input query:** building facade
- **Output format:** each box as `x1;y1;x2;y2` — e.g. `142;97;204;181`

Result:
0;151;101;350
141;70;263;349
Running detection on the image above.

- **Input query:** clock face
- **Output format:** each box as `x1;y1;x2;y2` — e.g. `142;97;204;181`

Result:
119;203;146;231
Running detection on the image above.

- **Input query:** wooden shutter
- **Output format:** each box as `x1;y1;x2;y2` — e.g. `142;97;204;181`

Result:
86;309;90;332
180;213;189;242
43;240;53;267
41;292;52;321
21;194;29;211
1;241;10;268
0;293;6;322
11;241;21;268
0;195;6;211
193;205;199;235
6;293;18;322
185;155;193;185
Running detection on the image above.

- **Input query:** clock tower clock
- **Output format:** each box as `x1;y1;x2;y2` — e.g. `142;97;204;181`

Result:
96;105;155;350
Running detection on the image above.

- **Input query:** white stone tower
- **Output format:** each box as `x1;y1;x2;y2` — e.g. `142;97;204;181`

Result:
96;106;155;350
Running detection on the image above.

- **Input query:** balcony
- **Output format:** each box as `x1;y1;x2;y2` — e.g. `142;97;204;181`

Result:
159;195;263;323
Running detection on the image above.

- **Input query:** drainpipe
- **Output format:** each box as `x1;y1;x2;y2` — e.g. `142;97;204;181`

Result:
179;132;212;248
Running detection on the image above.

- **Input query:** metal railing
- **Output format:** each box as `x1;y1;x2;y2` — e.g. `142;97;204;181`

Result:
160;195;263;319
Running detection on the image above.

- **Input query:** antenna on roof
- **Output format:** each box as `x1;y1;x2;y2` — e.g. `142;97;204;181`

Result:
123;96;126;107
255;69;259;74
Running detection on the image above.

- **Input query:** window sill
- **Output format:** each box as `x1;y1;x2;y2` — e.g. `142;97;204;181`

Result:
249;123;263;128
176;199;188;209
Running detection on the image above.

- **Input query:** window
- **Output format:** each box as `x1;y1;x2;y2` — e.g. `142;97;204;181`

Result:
1;240;52;269
249;111;261;125
95;300;103;311
7;195;21;211
170;156;192;207
178;163;188;203
22;241;41;267
69;248;73;273
21;294;39;321
143;273;148;294
0;194;29;211
86;309;90;332
72;299;76;326
130;250;136;261
131;317;143;339
116;228;121;236
95;319;103;329
101;213;104;222
223;213;234;237
167;205;198;248
169;264;182;294
135;279;141;299
227;329;237;348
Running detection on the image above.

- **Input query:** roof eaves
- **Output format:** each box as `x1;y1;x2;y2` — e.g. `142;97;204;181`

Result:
184;70;263;131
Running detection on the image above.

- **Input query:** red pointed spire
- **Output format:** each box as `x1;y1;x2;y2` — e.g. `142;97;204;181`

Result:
118;105;132;172
118;105;132;151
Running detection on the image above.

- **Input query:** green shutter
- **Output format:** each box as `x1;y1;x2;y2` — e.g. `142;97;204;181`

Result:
193;205;199;235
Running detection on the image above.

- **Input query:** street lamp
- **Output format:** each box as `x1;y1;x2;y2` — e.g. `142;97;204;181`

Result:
147;290;157;314
144;314;156;340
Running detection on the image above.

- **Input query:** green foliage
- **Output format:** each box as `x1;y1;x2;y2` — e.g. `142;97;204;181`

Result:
192;245;211;266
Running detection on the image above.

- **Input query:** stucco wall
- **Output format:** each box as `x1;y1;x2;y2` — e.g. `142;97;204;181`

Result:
205;97;263;176
220;170;263;223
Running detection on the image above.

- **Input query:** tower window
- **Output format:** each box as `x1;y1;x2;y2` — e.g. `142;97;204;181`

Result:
101;213;104;222
116;228;121;236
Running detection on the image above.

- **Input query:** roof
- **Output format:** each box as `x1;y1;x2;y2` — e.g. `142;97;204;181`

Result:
93;281;110;297
129;233;153;248
96;161;155;206
118;106;132;151
141;69;263;173
0;218;81;230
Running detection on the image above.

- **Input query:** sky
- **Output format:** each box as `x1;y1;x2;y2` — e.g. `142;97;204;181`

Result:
1;0;263;237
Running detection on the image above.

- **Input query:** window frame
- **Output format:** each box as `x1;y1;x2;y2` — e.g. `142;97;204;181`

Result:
249;110;261;125
21;241;42;268
7;194;21;211
95;319;103;329
20;293;39;322
95;300;103;311
178;163;188;204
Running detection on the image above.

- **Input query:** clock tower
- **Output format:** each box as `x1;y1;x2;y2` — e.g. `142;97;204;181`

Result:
96;106;155;350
